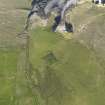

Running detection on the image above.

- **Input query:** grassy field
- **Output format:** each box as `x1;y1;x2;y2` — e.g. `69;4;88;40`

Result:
0;49;18;105
0;0;105;105
29;27;105;105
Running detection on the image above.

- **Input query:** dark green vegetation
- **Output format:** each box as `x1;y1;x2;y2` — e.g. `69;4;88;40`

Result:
0;0;105;105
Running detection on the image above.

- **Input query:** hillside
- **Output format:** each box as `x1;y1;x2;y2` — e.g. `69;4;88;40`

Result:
0;0;105;105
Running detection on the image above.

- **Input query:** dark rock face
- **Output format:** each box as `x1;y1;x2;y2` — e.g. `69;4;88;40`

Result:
93;0;105;5
94;0;99;4
28;0;78;32
52;15;61;32
101;0;105;5
65;22;73;33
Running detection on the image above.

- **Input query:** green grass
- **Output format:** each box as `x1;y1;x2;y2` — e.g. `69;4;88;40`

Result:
0;0;39;105
0;49;18;105
29;28;62;67
0;48;41;105
71;2;105;62
29;27;105;105
0;0;105;105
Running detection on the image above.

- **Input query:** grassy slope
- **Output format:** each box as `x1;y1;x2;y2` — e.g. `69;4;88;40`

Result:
0;49;18;105
71;2;105;65
29;27;105;105
0;0;105;105
0;0;33;105
0;0;43;105
0;0;28;47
